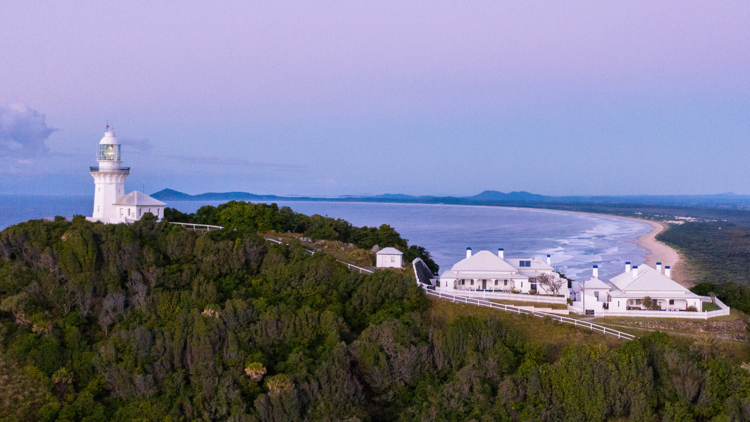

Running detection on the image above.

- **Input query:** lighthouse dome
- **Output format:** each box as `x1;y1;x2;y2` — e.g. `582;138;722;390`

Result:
99;129;120;145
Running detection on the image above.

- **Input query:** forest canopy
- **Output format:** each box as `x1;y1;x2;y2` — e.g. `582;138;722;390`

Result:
1;215;750;421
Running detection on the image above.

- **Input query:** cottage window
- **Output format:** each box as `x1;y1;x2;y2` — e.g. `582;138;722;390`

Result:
635;299;641;305
520;261;531;267
594;292;599;299
128;208;131;216
495;280;498;286
504;280;508;286
669;299;674;305
391;256;395;262
470;280;474;285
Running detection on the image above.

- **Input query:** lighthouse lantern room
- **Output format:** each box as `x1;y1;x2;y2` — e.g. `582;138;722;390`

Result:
87;127;166;224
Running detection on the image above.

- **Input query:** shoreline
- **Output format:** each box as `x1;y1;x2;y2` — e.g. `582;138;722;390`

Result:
511;207;687;285
247;199;687;283
591;213;687;286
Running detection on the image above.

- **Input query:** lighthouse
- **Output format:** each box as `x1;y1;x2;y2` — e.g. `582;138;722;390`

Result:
88;127;166;223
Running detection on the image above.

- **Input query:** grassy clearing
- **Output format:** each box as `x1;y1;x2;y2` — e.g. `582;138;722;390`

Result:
703;302;722;311
489;299;568;310
428;298;627;362
261;230;376;267
429;297;750;365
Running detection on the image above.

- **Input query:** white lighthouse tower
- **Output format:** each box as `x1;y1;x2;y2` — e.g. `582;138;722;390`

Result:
88;127;166;224
91;128;128;220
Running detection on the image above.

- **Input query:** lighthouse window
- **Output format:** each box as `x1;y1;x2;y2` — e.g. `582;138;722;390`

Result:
128;208;130;216
98;144;121;161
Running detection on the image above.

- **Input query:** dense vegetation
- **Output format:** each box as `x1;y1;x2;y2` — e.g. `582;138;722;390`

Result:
2;215;750;421
657;222;750;287
164;201;439;274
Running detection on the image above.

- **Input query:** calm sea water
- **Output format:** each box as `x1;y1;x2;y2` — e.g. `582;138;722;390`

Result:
0;196;651;281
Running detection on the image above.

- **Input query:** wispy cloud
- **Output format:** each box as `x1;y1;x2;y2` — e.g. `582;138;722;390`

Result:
120;137;154;154
160;153;304;172
0;104;57;159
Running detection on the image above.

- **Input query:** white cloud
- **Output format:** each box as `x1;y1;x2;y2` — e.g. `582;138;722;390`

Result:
0;104;57;159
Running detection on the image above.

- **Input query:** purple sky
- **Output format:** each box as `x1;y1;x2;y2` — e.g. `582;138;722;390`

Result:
1;1;749;196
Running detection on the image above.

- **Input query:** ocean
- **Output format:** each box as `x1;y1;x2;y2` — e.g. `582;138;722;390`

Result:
0;195;651;281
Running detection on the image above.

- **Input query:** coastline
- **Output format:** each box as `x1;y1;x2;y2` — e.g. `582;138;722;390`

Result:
242;199;687;284
524;207;687;285
630;218;687;286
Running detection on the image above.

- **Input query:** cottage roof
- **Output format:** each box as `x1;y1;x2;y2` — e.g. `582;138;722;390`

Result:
451;250;519;273
114;191;167;207
506;258;554;271
440;270;527;280
582;277;611;290
610;265;688;292
376;247;403;255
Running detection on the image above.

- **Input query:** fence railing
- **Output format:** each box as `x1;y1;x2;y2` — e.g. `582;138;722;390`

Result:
447;289;568;304
590;297;731;320
170;222;224;232
424;288;636;341
264;237;373;274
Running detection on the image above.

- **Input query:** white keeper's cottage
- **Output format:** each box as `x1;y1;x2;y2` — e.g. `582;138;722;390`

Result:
86;128;166;224
571;262;705;315
438;248;568;296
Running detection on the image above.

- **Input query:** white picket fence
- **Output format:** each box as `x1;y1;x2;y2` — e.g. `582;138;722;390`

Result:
424;288;636;340
596;297;730;320
446;289;568;305
264;237;373;274
170;222;224;232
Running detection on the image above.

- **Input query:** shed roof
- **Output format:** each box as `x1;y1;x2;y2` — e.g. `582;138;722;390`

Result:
376;247;403;255
114;191;167;207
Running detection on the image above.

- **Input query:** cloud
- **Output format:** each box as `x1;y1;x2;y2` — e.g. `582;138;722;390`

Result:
120;137;154;153
161;153;304;172
0;104;57;159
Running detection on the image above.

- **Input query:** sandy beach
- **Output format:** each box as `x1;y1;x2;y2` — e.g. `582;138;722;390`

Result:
554;209;687;286
630;219;687;286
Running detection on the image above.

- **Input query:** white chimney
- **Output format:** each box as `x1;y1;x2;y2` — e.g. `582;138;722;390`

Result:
656;262;662;273
625;262;631;273
498;248;504;259
665;266;671;279
592;265;599;279
546;254;551;265
466;247;472;259
632;266;638;278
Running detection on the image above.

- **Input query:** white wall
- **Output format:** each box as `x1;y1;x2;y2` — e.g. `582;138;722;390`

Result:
377;254;402;268
92;172;126;219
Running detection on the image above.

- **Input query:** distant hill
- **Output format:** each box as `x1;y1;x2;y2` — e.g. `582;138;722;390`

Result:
465;190;550;202
152;189;283;202
152;188;750;211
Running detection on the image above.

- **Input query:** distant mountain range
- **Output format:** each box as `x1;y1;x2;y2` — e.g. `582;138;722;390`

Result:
151;188;750;210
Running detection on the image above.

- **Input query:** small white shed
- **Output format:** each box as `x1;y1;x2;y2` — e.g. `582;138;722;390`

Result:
376;247;403;268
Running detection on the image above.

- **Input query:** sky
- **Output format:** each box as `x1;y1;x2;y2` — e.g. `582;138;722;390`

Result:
1;1;749;197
